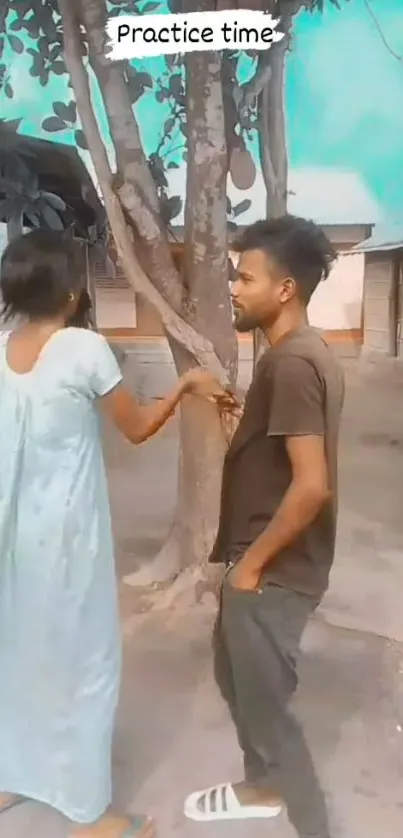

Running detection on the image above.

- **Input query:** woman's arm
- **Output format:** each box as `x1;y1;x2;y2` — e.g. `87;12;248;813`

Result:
100;379;187;444
100;369;237;445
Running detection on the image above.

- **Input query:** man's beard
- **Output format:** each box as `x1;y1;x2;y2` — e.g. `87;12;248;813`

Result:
233;309;259;333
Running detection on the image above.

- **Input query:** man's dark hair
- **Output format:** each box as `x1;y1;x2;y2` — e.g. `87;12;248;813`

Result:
232;215;338;303
0;228;85;322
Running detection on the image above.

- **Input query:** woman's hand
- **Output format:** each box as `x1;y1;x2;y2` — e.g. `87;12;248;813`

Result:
181;368;239;411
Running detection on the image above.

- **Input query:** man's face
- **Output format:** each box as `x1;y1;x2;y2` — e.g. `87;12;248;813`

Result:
231;248;293;333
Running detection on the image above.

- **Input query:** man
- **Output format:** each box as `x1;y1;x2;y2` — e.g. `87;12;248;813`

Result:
184;216;344;837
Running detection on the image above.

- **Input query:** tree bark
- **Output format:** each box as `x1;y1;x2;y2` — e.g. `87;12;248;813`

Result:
168;20;238;573
129;6;239;585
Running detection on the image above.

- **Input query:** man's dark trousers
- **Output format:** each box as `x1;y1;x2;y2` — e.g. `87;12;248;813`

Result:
213;578;331;838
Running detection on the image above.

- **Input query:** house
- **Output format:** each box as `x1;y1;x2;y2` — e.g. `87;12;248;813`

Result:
0;135;381;355
97;167;381;355
0;129;105;324
352;222;403;358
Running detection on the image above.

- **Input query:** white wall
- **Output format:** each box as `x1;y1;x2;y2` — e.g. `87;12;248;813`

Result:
229;247;365;332
95;286;137;329
308;252;364;331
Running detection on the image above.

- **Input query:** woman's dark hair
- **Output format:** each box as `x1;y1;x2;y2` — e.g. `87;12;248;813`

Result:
0;228;90;323
66;289;94;329
232;215;338;304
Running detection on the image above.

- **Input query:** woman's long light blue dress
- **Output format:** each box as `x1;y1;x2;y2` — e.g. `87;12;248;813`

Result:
0;327;123;823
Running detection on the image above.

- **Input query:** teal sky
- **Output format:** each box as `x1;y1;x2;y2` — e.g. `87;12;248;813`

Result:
2;0;403;220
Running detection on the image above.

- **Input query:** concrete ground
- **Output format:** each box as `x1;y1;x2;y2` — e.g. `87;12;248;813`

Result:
3;347;403;838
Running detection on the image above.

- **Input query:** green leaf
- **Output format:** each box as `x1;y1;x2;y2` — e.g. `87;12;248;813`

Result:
24;208;41;228
8;35;24;55
1;118;22;133
75;129;88;151
53;101;77;124
142;2;161;11
52;60;67;75
10;20;23;32
26;19;40;38
42;116;67;132
41;12;59;42
4;83;13;99
38;36;50;58
0;37;4;60
41;192;67;212
167;161;179;169
233;199;251;218
169;74;183;98
163;117;176;135
163;195;182;222
127;72;153;103
136;71;153;88
49;44;62;61
40;203;64;230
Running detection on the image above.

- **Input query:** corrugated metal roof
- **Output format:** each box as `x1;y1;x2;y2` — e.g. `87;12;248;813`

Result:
0;128;104;234
351;221;403;253
165;166;382;228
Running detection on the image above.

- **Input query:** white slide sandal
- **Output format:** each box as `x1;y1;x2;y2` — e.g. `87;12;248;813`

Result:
184;782;283;822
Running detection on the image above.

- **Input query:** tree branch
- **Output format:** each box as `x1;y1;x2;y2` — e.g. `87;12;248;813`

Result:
237;52;273;115
0;1;9;34
182;0;237;381
57;0;229;381
363;0;403;65
77;0;184;313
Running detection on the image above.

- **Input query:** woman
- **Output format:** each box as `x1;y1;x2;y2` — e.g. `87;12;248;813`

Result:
0;229;233;838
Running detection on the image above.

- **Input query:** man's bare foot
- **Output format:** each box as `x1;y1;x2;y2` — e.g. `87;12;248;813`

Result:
70;811;154;838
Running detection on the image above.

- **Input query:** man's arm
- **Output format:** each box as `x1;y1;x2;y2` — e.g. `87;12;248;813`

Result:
230;356;331;588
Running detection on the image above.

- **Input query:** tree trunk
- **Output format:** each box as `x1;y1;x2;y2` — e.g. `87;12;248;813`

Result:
170;27;238;573
253;35;289;371
126;7;239;587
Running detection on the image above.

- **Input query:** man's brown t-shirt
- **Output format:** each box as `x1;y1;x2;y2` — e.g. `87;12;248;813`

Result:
209;326;345;599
